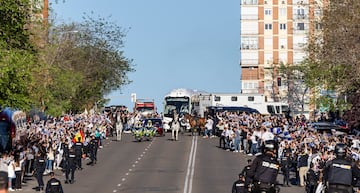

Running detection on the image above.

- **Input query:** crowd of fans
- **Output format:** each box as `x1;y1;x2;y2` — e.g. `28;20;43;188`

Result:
1;108;358;192
0;112;114;191
203;111;360;191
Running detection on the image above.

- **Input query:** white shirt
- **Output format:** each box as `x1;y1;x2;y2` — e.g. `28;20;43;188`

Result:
262;131;274;141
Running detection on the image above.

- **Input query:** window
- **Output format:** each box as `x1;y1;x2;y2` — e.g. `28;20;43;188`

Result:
242;0;258;5
264;37;273;47
315;23;322;30
279;8;286;16
265;24;272;30
297;23;305;30
231;96;238;101
248;96;255;101
265;9;272;15
214;96;221;101
279;38;287;49
241;37;258;50
280;23;286;30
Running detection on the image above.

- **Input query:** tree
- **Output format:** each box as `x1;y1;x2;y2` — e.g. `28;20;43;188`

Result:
43;14;134;113
306;0;360;127
0;44;34;110
279;63;310;117
0;0;38;111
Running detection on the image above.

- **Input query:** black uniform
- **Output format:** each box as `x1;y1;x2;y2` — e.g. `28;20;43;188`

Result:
247;153;280;193
34;155;46;190
73;142;84;169
88;137;98;165
306;168;318;193
232;178;247;193
280;155;291;186
61;143;70;159
65;149;76;184
323;157;358;193
45;177;64;193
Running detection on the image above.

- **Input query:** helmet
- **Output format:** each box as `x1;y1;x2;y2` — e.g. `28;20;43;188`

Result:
335;143;347;157
264;140;276;152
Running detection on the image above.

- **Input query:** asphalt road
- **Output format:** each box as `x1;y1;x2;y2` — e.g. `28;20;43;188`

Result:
20;133;306;193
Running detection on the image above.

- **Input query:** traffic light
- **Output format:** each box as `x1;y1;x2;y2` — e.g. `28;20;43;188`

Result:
277;77;281;87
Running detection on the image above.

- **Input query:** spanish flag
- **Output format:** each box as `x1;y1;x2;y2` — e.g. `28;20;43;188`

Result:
73;129;85;143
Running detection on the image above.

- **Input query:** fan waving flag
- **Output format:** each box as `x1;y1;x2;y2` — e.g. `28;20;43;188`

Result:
73;129;85;143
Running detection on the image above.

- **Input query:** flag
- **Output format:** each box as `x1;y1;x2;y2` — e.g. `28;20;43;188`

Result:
73;129;85;143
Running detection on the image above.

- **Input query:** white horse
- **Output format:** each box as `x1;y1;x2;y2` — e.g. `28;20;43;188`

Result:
116;112;123;141
171;120;180;141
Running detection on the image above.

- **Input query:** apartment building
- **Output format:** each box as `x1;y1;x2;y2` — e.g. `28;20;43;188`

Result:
240;0;323;116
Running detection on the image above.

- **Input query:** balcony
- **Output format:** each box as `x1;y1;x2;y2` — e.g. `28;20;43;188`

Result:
240;59;258;66
241;0;258;5
241;89;259;94
241;15;259;20
293;14;308;20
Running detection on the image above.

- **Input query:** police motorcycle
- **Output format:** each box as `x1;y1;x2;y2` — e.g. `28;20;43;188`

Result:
143;120;156;141
132;121;144;142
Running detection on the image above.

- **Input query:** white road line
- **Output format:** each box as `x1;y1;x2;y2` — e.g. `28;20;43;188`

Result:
183;136;196;193
121;178;126;181
188;136;198;193
117;184;121;187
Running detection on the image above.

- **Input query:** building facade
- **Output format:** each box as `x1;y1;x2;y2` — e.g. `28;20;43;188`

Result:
240;0;323;117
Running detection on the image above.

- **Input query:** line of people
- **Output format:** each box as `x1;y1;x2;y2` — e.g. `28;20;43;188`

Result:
0;113;110;192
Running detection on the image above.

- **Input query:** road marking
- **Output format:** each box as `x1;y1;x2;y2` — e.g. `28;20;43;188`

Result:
135;161;138;164
117;184;121;187
189;136;198;193
113;190;117;192
129;169;132;171
183;135;198;193
126;173;129;176
122;178;126;181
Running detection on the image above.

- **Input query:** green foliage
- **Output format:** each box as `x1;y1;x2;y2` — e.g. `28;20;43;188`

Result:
0;43;34;110
0;0;133;115
305;0;360;122
44;13;134;113
0;0;33;50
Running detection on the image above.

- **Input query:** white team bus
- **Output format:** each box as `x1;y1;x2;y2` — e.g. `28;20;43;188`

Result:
162;88;209;131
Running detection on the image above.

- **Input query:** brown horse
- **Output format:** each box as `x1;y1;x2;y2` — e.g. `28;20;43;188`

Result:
183;113;206;136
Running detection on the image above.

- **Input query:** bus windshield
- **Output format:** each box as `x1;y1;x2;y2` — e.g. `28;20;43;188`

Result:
164;97;190;116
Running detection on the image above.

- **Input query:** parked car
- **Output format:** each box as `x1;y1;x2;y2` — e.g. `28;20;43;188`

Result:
310;122;350;134
143;118;165;137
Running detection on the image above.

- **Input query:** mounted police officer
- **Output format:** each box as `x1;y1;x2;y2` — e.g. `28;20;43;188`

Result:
323;143;360;193
247;140;280;193
65;148;76;184
73;137;84;170
45;172;63;193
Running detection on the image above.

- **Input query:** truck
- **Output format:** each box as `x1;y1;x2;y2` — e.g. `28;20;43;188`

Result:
134;99;156;116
